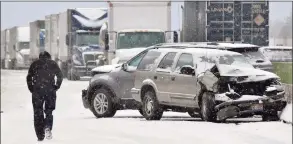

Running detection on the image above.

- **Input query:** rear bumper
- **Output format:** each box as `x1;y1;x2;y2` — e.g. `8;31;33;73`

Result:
215;91;287;120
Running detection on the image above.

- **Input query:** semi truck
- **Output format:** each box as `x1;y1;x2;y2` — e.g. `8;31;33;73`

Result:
182;1;269;46
57;8;107;80
1;29;9;69
29;20;45;62
6;26;30;69
99;1;178;65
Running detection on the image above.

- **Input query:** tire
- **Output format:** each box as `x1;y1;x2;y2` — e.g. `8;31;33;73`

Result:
262;111;280;121
142;90;163;120
200;92;217;122
90;87;116;118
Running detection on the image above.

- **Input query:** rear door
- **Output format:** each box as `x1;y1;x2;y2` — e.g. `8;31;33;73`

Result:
169;53;197;107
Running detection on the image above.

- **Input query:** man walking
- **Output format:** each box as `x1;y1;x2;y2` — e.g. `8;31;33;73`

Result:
26;51;63;141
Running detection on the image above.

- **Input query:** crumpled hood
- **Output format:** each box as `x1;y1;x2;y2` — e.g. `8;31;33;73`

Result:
217;64;279;82
91;64;121;73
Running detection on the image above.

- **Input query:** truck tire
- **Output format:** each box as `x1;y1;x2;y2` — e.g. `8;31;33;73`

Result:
90;87;116;118
142;90;163;120
200;92;217;122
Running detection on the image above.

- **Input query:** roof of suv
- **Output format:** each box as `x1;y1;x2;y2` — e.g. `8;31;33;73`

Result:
150;46;243;57
154;42;259;49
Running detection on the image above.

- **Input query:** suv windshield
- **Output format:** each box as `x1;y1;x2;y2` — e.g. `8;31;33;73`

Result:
217;54;254;68
117;32;165;49
76;32;100;46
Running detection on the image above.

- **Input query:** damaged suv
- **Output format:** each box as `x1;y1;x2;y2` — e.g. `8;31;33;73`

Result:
131;46;286;122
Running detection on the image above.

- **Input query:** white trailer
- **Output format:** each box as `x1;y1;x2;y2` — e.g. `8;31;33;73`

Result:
7;26;30;69
29;20;45;62
45;14;59;61
100;0;178;65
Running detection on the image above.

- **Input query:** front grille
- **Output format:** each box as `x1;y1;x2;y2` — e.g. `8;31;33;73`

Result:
84;54;95;64
83;54;103;64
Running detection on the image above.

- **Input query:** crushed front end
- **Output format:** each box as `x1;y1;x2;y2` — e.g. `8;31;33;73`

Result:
198;66;287;121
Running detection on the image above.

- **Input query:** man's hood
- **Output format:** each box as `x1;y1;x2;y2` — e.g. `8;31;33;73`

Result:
217;64;279;82
91;64;122;73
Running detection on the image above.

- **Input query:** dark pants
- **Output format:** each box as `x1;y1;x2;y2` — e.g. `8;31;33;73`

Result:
32;88;56;140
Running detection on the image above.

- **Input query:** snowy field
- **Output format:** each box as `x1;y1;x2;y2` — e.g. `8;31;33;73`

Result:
1;69;292;144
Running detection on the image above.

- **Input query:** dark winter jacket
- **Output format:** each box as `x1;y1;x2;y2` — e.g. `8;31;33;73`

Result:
26;51;63;93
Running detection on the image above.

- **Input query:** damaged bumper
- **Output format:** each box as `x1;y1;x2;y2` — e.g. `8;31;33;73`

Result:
214;91;287;120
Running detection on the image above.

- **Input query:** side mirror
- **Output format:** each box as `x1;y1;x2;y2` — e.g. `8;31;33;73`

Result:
122;63;136;72
121;63;128;71
180;65;195;76
65;34;69;46
173;31;178;43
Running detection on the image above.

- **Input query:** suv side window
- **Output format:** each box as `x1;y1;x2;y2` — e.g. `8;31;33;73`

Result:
128;51;148;67
157;52;177;70
137;50;161;71
175;53;194;72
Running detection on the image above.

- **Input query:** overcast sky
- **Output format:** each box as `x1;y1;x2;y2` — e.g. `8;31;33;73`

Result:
1;1;292;31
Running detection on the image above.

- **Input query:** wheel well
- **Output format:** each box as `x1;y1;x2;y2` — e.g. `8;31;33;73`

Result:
88;84;116;103
140;85;155;101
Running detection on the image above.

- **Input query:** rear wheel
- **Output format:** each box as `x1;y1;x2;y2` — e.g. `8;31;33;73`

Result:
200;92;217;122
90;88;116;118
142;90;163;120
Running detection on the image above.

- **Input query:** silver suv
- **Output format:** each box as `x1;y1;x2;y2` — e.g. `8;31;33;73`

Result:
131;46;286;122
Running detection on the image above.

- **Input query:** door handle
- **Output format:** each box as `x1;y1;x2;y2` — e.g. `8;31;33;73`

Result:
171;76;175;81
154;76;157;80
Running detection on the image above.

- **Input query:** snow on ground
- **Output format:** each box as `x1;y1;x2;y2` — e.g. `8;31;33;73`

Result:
1;69;292;144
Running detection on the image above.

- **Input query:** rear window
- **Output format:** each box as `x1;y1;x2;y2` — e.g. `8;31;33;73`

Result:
229;47;267;63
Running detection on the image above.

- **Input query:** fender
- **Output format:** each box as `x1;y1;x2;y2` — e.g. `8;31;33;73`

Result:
88;75;120;103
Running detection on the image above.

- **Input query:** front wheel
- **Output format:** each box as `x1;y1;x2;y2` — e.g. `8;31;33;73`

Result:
90;88;117;118
142;90;163;120
200;92;217;122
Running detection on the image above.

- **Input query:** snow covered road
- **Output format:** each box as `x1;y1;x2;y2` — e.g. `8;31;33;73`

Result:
1;70;292;144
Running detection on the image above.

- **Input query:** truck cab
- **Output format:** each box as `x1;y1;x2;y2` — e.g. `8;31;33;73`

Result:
66;30;104;80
